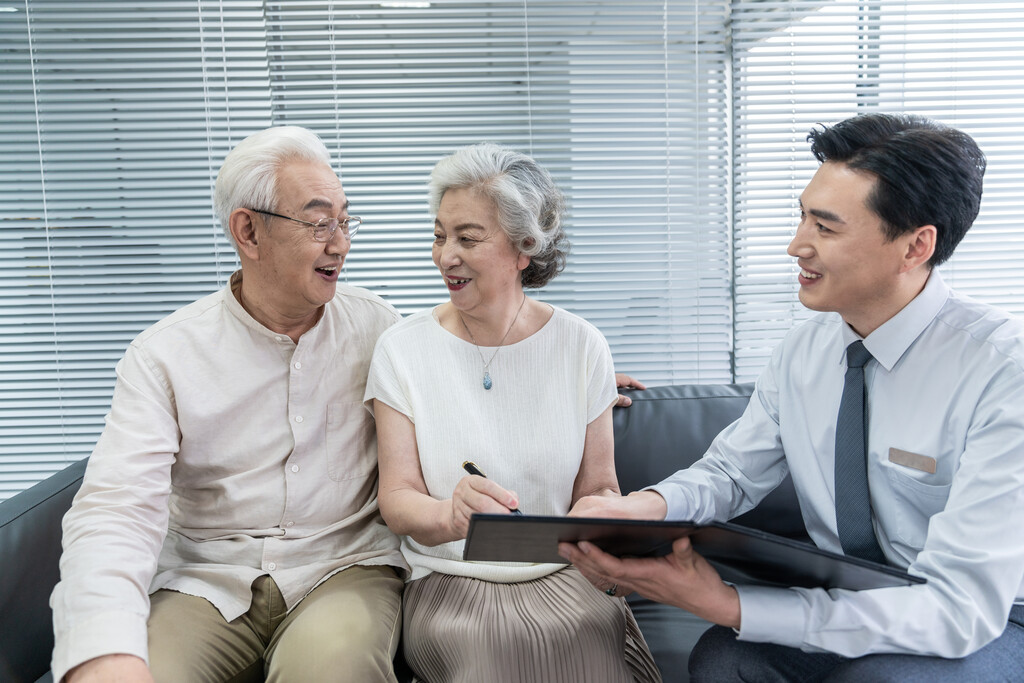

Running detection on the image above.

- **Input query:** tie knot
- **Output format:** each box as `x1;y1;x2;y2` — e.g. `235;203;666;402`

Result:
846;340;872;368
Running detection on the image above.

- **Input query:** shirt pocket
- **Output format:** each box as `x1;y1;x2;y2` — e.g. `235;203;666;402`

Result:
326;401;376;482
886;465;951;552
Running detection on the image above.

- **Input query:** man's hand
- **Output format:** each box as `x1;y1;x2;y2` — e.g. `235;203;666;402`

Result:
614;373;646;407
559;536;741;630
569;490;667;520
65;654;154;683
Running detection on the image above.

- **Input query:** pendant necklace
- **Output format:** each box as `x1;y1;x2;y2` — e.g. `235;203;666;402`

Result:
458;293;527;391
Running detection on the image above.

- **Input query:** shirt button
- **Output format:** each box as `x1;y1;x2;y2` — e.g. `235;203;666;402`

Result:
286;521;294;528
294;361;302;369
267;562;277;571
291;464;299;473
294;415;303;423
277;336;288;342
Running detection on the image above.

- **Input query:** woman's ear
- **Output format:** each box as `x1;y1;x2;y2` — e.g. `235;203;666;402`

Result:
517;251;531;272
517;238;534;272
229;209;261;261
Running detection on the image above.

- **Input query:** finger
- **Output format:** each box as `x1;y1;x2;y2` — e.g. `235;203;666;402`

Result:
557;543;611;587
558;542;603;573
574;541;630;577
615;393;632;407
459;475;520;513
671;535;694;558
558;541;580;563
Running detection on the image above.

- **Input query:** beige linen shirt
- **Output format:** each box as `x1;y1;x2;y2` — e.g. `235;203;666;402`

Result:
51;271;406;681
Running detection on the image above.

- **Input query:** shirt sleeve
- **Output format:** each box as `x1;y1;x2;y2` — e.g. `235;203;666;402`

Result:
50;343;179;681
364;331;414;421
736;367;1024;658
648;349;790;524
583;322;618;424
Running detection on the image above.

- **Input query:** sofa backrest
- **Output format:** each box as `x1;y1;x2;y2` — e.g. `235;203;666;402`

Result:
0;382;809;682
612;383;808;540
0;457;87;683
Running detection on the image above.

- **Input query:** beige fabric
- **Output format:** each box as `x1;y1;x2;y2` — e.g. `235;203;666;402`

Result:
148;565;403;683
52;270;407;681
401;566;662;683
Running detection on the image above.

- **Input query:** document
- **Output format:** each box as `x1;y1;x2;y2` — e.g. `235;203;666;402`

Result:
463;514;924;591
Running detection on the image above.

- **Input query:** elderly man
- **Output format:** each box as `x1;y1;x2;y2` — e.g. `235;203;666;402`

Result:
51;127;406;682
562;113;1024;681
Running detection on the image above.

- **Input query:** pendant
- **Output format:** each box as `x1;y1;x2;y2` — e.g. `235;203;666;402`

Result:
482;370;493;390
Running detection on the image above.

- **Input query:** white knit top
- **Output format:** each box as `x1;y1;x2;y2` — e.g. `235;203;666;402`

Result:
365;304;618;582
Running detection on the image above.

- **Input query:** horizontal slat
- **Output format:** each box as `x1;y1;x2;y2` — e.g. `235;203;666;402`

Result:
4;0;1023;501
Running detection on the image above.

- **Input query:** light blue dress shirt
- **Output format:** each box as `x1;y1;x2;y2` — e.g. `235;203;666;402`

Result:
651;271;1024;658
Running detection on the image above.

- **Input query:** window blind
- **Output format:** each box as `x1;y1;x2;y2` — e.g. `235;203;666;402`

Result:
731;0;1024;380
3;0;1024;501
1;0;733;501
0;0;271;499
264;0;734;385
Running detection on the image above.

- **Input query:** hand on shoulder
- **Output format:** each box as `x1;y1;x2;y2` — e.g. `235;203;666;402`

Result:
65;654;153;683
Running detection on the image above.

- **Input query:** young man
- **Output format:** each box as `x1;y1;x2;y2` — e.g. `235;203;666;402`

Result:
51;127;407;682
562;113;1024;680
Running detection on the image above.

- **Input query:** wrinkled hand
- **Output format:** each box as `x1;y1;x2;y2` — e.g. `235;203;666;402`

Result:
65;654;154;683
448;474;520;540
559;536;741;629
614;373;646;407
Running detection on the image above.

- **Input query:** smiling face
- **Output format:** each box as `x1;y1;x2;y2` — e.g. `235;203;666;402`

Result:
242;159;352;329
432;187;530;316
787;161;933;337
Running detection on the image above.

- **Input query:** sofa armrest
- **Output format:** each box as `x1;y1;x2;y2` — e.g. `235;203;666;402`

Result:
0;458;87;683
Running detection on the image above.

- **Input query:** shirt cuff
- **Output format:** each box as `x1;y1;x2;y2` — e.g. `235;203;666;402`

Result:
52;610;150;683
645;482;689;520
735;584;807;649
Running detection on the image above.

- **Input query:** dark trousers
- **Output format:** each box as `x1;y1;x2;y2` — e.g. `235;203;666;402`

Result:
688;604;1024;683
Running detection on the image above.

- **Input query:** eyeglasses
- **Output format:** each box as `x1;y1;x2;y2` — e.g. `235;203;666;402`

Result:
249;209;361;242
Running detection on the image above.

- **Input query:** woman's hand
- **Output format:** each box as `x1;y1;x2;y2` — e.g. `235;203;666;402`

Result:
449;473;521;539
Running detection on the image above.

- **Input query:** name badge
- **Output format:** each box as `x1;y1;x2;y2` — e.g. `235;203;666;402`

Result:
888;447;937;474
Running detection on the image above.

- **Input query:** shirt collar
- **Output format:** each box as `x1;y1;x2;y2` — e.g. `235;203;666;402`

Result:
838;270;950;371
222;269;328;343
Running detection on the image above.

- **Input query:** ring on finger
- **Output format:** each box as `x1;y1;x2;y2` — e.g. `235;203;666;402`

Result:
604;583;618;597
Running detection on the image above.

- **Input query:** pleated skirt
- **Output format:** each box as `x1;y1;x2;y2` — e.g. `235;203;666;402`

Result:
401;566;662;683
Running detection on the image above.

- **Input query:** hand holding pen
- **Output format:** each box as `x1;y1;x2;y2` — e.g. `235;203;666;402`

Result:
462;461;524;516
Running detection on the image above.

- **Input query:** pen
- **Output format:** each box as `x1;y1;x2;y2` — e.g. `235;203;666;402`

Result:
462;460;524;516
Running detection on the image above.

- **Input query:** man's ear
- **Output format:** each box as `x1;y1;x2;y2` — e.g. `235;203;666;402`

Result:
901;224;936;273
229;209;261;261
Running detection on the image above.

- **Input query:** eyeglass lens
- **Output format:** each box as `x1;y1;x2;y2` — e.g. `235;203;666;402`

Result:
311;217;360;242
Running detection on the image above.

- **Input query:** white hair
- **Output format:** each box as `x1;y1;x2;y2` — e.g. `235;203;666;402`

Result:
428;142;568;288
213;126;332;247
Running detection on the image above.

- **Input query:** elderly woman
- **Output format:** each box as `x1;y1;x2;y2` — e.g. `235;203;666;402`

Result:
364;143;660;682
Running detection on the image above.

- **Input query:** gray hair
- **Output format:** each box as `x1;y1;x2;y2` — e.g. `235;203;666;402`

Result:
428;143;569;288
213;126;333;248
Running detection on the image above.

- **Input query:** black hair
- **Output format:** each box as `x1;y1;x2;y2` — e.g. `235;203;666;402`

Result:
807;113;985;266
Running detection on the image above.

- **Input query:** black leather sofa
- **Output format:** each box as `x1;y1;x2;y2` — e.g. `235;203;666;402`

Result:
0;382;809;683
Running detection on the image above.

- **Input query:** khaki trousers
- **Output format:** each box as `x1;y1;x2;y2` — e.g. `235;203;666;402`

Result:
147;565;403;683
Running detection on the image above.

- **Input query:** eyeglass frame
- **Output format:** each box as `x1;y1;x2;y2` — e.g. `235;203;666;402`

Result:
248;209;360;242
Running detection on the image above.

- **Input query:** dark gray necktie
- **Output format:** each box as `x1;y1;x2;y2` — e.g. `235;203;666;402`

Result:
834;340;887;564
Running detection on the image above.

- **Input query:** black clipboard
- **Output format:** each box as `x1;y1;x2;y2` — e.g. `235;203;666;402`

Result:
463;514;925;591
